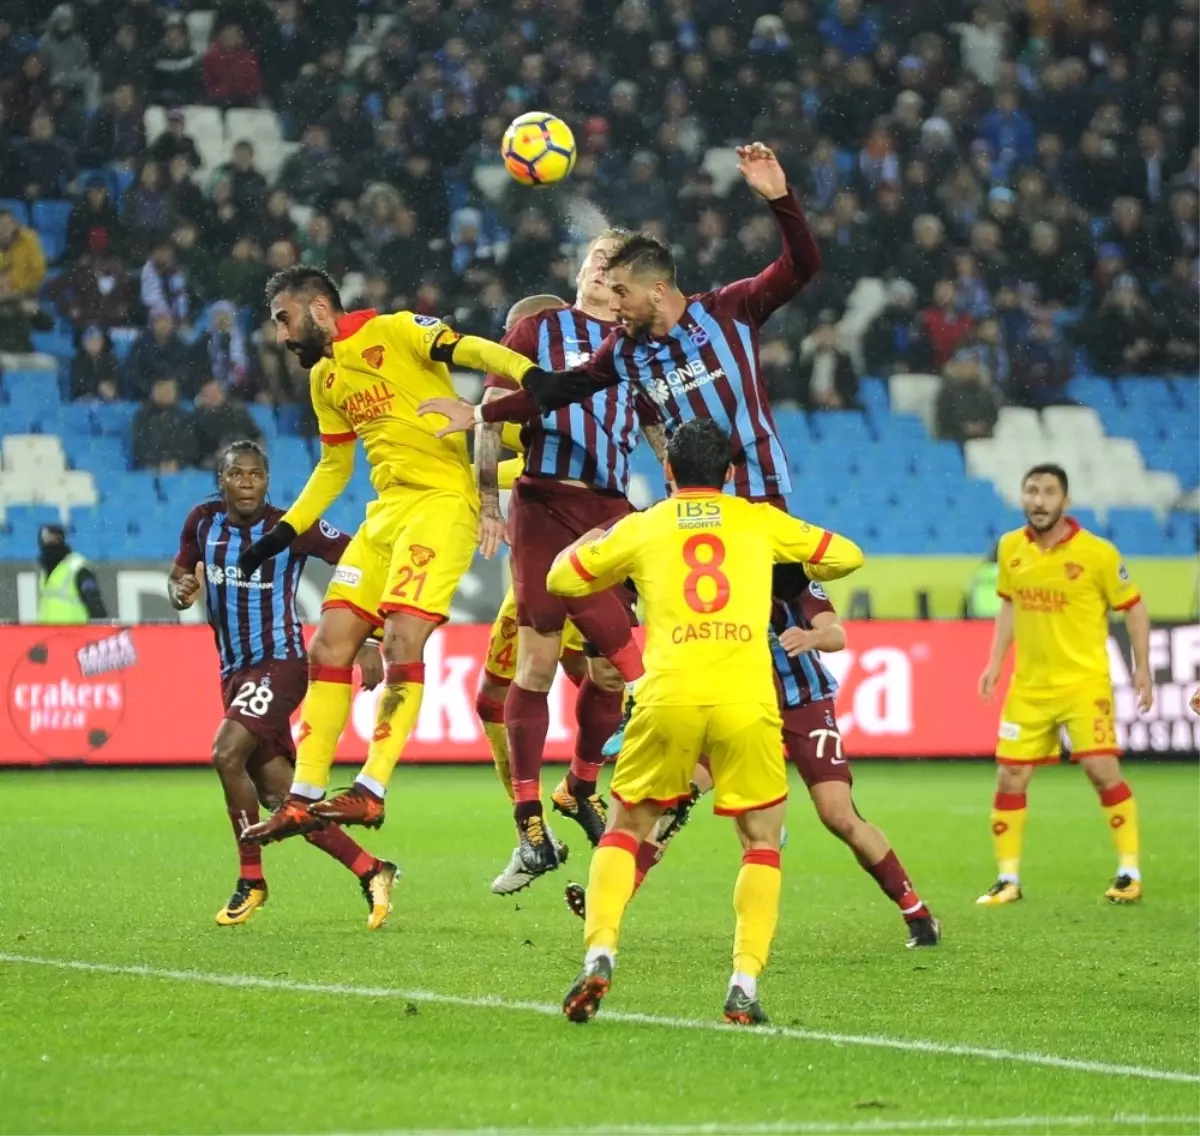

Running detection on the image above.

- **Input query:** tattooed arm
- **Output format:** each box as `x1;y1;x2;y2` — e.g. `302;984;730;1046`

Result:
475;388;508;560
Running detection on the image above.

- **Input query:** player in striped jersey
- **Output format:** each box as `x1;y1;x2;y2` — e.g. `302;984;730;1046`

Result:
471;241;664;889
169;441;397;928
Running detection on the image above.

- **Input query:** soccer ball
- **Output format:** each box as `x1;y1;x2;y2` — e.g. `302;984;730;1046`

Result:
501;112;577;187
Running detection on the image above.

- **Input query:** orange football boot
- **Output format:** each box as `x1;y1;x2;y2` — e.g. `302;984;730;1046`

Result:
308;786;386;829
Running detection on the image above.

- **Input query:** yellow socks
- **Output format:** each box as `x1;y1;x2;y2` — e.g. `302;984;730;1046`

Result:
1100;782;1140;877
475;690;513;800
584;832;638;954
991;791;1028;881
732;849;782;981
292;665;354;798
358;663;425;795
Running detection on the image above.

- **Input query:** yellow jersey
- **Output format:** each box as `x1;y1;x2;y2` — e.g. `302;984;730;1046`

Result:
282;309;534;533
997;517;1141;690
548;491;863;706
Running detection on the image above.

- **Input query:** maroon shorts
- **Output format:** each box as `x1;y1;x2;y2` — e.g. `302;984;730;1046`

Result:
509;475;636;653
782;700;852;789
220;659;308;763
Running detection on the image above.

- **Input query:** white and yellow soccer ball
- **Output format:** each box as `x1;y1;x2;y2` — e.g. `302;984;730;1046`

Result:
501;112;577;187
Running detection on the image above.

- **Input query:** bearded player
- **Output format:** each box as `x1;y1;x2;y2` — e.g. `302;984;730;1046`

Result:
547;420;864;1025
168;440;396;928
234;267;549;846
469;238;666;890
977;464;1152;905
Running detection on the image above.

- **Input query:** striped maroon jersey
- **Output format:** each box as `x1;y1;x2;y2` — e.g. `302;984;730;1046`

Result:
485;306;655;495
175;502;348;676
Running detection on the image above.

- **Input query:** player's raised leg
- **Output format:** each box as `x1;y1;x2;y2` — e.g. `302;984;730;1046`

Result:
241;607;374;844
312;490;478;825
211;717;271;925
252;752;399;929
1079;754;1141;903
478;593;520;799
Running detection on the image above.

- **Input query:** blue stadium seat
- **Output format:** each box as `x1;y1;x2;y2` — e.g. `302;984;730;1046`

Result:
48;402;97;438
91;400;138;437
0;198;30;225
1070;506;1102;533
248;403;278;442
276;403;306;436
1164;513;1199;554
104;471;161;512
109;327;140;365
63;434;128;473
858;377;889;418
30;330;75;360
931;509;991;553
32;199;73;236
1169;378;1200;414
909;440;963;483
1;369;59;402
1106;507;1165;555
157;471;215;510
873;413;927;446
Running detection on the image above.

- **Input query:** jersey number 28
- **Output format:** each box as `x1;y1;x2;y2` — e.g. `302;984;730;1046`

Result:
231;681;274;718
682;534;731;614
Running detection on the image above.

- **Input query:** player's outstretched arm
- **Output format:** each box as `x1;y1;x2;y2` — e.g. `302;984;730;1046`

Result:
719;143;822;323
780;610;845;657
239;441;355;575
474;389;508;560
547;523;635;597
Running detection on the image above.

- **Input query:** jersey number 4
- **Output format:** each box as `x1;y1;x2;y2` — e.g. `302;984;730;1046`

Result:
682;534;731;614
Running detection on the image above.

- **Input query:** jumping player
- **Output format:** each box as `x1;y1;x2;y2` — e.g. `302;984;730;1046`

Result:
547;421;864;1026
977;463;1152;904
568;568;941;949
420;143;821;751
470;237;665;890
168;440;397;928
233;267;546;845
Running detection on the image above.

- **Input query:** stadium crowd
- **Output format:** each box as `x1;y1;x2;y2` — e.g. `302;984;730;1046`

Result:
0;0;1196;469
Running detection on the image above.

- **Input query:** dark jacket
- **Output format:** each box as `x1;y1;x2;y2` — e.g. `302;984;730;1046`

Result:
935;378;998;443
863;307;933;376
193;399;260;467
132;403;198;469
70;350;121;401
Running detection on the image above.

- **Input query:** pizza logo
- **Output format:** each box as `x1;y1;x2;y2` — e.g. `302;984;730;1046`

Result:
500;616;517;640
1095;698;1112;715
372;722;391;742
362;345;385;369
1064;562;1084;580
409;545;436;567
296;720;312;744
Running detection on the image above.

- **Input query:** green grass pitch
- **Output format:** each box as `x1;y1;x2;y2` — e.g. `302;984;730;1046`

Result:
1;761;1197;1136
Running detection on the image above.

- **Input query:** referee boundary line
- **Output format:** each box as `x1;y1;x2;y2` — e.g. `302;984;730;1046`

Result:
4;953;1198;1087
379;1119;1200;1136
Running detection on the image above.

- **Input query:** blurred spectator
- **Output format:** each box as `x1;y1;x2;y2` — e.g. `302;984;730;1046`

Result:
132;376;197;472
203;23;262;108
150;15;201;105
189;301;251;396
127;308;189;399
0;210;47;296
12;109;76;200
80;81;145;167
1085;274;1162;375
276;123;346;207
99;22;142;95
1121;124;1176;207
215;236;266;310
148;108;201;171
192;377;259;468
978;88;1036;175
1162;257;1200;370
0;272;54;352
1008;311;1073;408
164;154;207;228
66;178;125;262
213;140;268;212
46;248;133;328
897;214;953;303
921;279;974;370
818;0;878;59
2;51;53;133
950;8;1006;87
139;240;190;323
123;162;173;255
1066;130;1122;215
322;85;375;164
1019;223;1081;307
863;279;931;377
795;311;860;410
38;5;92;96
935;342;1000;444
69;325;120;402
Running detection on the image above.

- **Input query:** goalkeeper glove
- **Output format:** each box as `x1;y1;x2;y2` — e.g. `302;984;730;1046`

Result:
238;520;296;576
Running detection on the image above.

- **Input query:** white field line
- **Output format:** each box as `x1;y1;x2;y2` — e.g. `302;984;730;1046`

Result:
3;954;1198;1088
378;1118;1200;1136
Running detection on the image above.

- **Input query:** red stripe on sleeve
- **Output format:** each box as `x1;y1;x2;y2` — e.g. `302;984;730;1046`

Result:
809;529;832;564
569;550;596;581
320;430;357;445
1113;594;1141;612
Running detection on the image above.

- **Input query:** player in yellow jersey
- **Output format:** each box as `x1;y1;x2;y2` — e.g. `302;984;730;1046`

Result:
977;463;1153;906
547;420;864;1026
236;266;546;844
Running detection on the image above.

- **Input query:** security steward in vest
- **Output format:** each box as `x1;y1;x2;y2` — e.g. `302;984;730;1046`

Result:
37;524;107;624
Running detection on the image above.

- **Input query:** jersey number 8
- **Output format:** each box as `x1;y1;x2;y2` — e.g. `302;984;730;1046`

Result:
682;534;731;614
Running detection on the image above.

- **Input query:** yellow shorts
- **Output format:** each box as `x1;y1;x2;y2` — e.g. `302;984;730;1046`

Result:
611;701;787;816
324;488;477;626
995;679;1120;764
483;586;585;683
